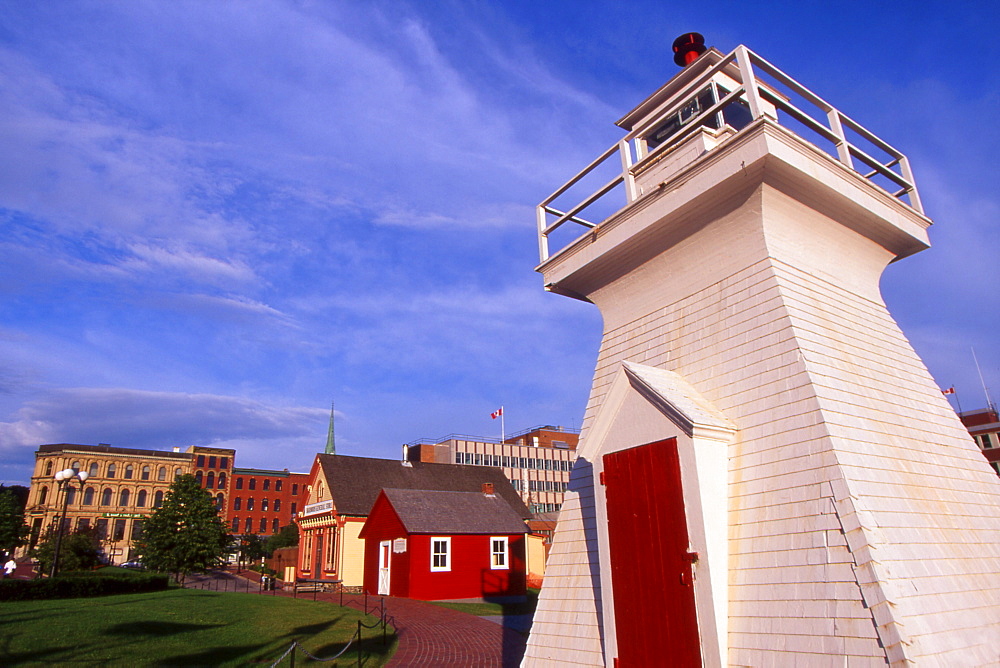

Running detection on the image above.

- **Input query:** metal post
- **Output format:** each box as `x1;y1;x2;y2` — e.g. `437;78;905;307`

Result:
290;642;296;668
357;620;363;668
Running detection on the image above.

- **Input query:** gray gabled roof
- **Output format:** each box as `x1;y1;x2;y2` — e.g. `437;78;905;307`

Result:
315;454;530;519
380;488;529;535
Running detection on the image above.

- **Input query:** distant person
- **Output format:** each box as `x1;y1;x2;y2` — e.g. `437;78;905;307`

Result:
3;557;15;579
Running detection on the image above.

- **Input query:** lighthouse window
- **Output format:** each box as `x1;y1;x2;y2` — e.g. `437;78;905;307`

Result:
646;86;718;150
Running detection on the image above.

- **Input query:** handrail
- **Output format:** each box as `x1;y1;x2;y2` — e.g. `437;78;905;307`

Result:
536;44;923;263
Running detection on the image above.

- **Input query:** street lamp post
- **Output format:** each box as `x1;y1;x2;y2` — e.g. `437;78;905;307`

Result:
49;467;88;578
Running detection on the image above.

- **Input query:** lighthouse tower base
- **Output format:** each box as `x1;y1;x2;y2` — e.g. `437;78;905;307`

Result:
523;119;1000;666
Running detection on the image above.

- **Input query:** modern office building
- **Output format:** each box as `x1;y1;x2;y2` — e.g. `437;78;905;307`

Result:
406;425;579;515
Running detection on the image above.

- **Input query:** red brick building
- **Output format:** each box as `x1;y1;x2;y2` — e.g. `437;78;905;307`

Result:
227;467;310;536
960;407;1000;474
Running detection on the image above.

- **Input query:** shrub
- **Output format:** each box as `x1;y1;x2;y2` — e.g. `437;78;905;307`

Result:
0;573;170;601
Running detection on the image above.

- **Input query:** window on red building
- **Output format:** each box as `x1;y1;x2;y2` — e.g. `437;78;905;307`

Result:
232;518;239;532
431;537;451;572
197;455;205;467
249;478;256;490
209;456;216;468
275;480;283;492
274;499;281;512
292;484;298;495
236;477;243;489
263;479;270;491
262;499;269;512
218;473;227;489
259;518;267;533
244;517;252;533
247;498;254;511
272;518;279;533
234;497;241;510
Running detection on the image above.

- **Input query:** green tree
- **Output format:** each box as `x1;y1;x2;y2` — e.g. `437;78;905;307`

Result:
137;474;229;581
234;533;266;571
32;526;102;575
0;486;30;555
263;523;299;556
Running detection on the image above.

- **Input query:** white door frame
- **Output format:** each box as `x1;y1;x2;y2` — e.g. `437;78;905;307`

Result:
377;540;391;595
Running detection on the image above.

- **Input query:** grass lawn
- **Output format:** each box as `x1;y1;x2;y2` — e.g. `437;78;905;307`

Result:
429;587;539;617
0;587;396;666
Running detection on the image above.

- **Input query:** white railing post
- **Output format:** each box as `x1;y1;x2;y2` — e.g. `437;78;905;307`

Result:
619;139;638;203
537;205;550;262
827;110;854;169
898;156;923;214
734;46;765;120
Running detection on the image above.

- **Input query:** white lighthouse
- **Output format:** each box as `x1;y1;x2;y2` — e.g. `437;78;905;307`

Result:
524;35;1000;667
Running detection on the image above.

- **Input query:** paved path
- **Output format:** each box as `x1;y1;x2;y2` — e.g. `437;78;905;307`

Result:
187;569;529;667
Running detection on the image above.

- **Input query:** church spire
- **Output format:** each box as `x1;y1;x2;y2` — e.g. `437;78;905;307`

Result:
325;401;336;455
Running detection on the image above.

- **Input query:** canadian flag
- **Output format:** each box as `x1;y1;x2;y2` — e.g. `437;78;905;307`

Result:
942;387;956;395
491;407;503;420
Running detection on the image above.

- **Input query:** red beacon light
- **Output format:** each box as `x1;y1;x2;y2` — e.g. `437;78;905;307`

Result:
673;32;707;66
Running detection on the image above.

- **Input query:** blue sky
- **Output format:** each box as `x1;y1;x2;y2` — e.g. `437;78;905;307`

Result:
1;1;997;484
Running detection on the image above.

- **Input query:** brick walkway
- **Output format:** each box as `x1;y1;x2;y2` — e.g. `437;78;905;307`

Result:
188;570;528;667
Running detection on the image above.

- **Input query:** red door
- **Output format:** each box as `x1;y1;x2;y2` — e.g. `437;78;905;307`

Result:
603;438;701;667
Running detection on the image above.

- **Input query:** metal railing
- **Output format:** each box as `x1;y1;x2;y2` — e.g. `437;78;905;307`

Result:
536;45;923;263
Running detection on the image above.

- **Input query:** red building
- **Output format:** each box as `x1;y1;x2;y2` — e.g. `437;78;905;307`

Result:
960;407;1000;474
227;467;310;536
359;487;528;601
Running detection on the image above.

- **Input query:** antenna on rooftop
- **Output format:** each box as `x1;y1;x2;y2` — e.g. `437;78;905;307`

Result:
972;347;995;411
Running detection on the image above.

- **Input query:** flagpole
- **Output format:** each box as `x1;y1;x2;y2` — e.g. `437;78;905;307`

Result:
500;405;505;444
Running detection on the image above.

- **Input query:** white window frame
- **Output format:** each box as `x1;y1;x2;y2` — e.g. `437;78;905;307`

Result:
430;537;451;572
490;536;509;570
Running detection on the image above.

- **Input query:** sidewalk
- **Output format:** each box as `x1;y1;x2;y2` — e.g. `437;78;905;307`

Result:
194;569;528;667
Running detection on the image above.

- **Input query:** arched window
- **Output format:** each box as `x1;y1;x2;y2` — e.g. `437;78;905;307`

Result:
137;490;147;507
119;489;130;507
101;488;113;506
236;478;243;490
248;478;256;490
216;494;224;510
71;461;81;471
274;499;281;512
44;461;53;476
174;468;183;480
154;491;164;508
89;462;99;478
292;483;298;495
244;518;252;533
157;467;167;481
275;480;283;492
107;464;116;478
272;518;280;533
195;471;203;486
83;487;95;506
66;487;77;505
39;486;49;504
124;465;134;480
232;518;239;532
218;473;227;489
206;472;215;489
234;497;242;511
247;498;254;511
263;480;270;491
262;498;269;512
141;466;150;481
259;518;267;533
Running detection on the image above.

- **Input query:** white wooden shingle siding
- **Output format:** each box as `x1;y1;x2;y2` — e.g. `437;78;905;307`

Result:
525;168;1000;665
